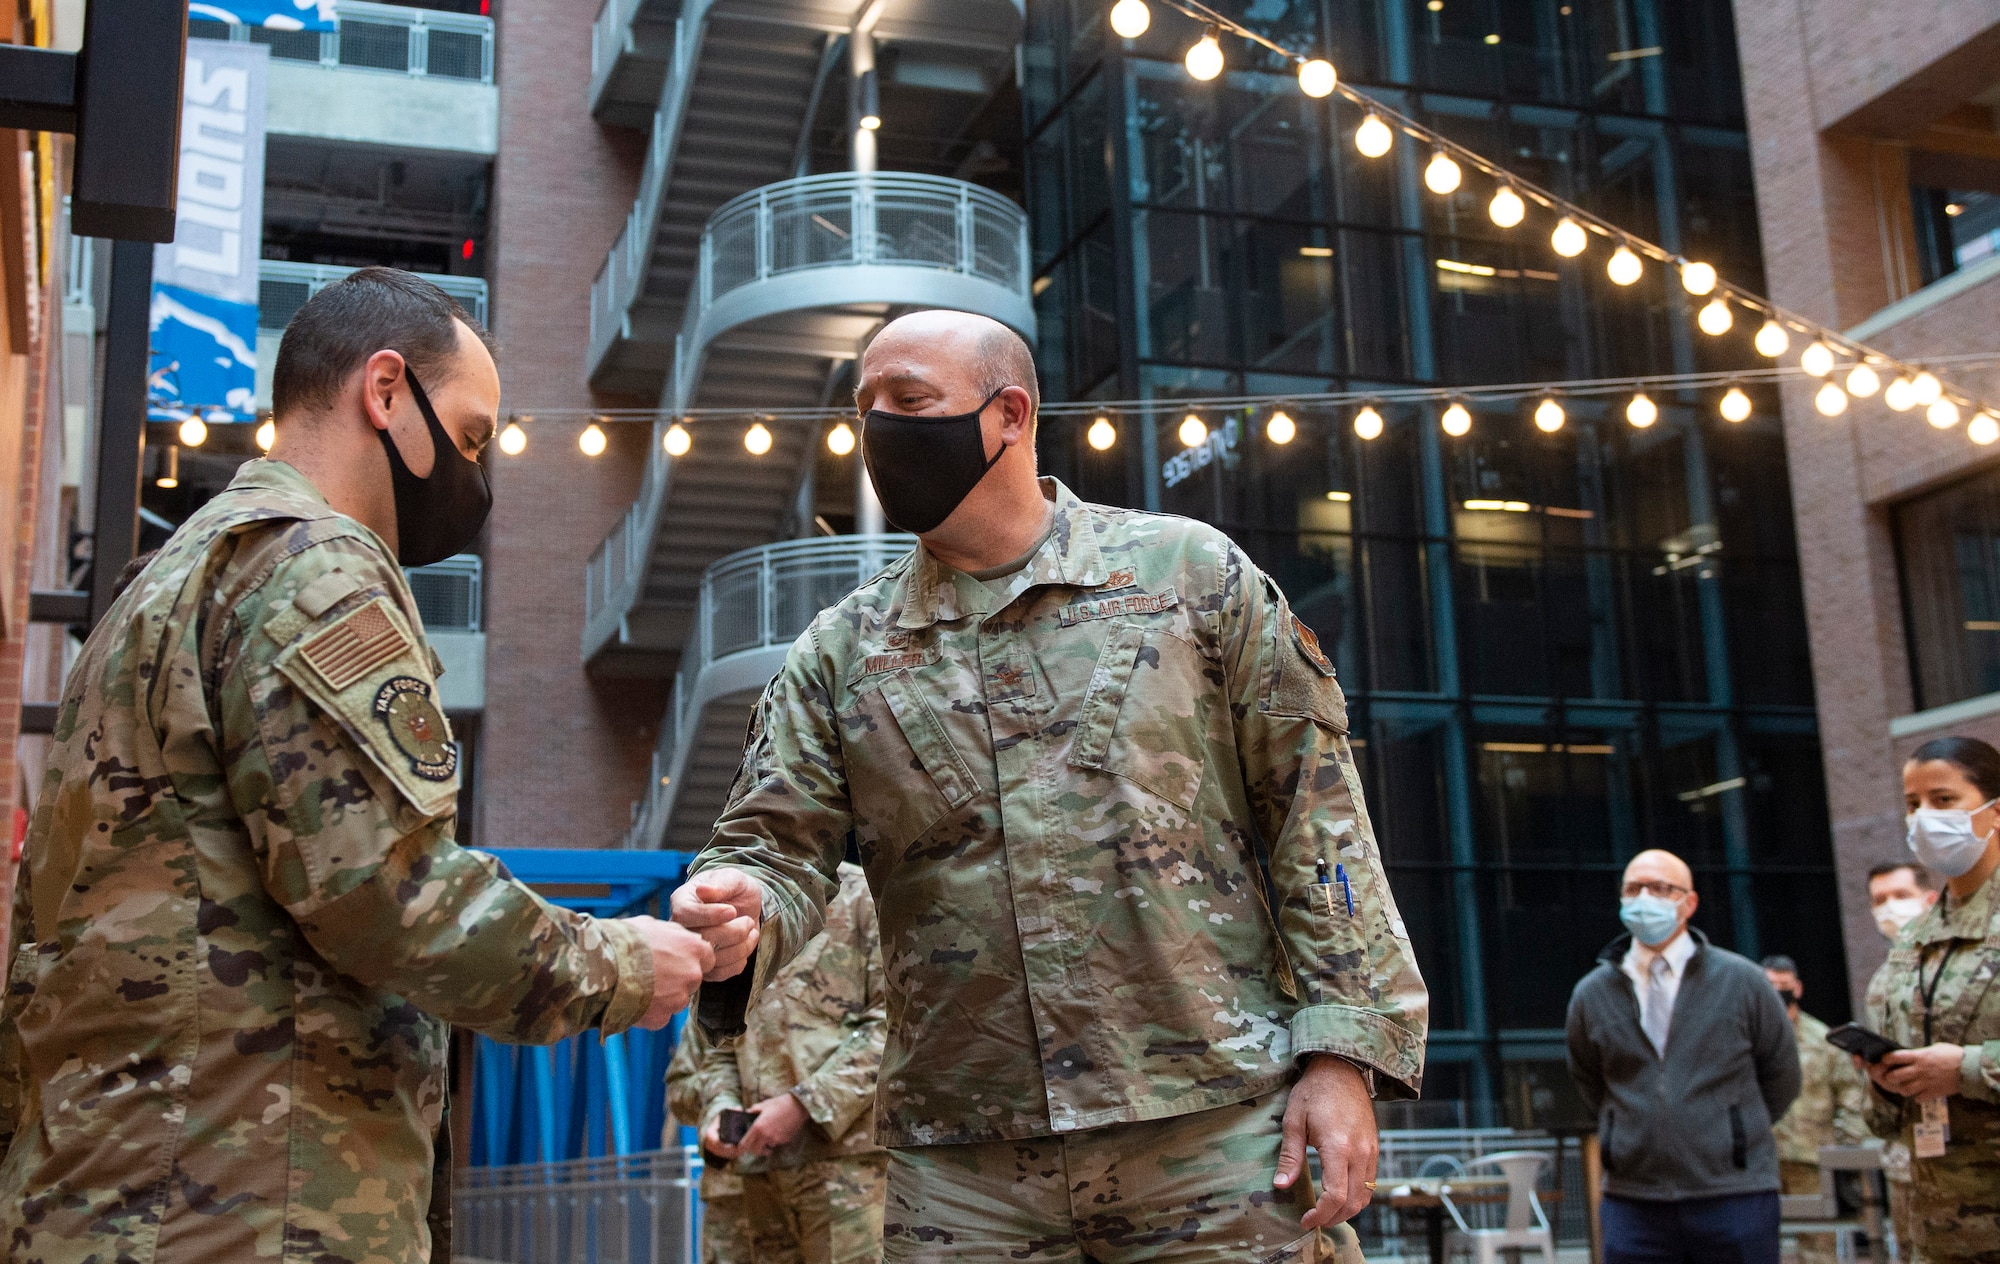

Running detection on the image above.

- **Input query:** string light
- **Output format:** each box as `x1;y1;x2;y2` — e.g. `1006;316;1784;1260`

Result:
1754;321;1790;358
1424;150;1462;195
1720;386;1752;422
1697;298;1732;335
1606;245;1643;286
579;422;607;455
1266;410;1297;444
1911;372;1943;406
255;419;276;451
1355;113;1394;158
1179;413;1209;446
1972;412;2000;446
826;422;856;455
1814;382;1848;417
1184;25;1223;80
1680;261;1717;296
156;445;179;489
1110;0;1151;37
1551;217;1587;258
663;422;692;456
1087;416;1118;450
1927;399;1961;430
745;422;774;455
1884;377;1916;412
1626;393;1658;428
1297;58;1336;98
1441;401;1472;436
1846;363;1881;398
178;415;208;447
1533;397;1565;433
498;420;527;454
1800;341;1834;378
1488;184;1525;228
1354;405;1385;440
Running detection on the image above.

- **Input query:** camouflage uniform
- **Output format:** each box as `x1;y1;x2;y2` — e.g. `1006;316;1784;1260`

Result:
691;478;1425;1261
667;1028;751;1264
1774;1008;1871;1264
0;459;655;1264
1862;864;2000;1264
670;864;888;1264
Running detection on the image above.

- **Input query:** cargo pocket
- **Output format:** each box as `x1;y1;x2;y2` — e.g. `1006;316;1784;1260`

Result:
1069;622;1208;810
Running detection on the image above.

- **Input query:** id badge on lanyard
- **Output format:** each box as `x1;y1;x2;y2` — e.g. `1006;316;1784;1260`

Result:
1911;942;1959;1160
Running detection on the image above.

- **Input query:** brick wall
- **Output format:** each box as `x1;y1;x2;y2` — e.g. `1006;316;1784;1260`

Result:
478;3;665;852
1734;0;2000;1008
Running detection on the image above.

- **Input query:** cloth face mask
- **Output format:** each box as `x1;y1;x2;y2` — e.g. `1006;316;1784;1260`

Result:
860;387;1007;534
378;366;492;568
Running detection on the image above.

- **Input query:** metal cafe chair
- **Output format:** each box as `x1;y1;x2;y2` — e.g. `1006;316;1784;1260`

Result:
1439;1150;1559;1264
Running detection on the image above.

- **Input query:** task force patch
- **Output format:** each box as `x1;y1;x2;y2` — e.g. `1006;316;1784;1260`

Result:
1291;614;1335;677
372;676;458;782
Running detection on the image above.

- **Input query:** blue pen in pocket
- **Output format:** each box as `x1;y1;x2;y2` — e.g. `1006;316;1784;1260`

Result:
1334;863;1355;916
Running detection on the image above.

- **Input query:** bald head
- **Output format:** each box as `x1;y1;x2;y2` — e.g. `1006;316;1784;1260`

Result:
861;310;1039;413
1623;849;1693;894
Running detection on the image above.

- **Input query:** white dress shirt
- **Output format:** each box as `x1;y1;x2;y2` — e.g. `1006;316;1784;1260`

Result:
1621;929;1696;1050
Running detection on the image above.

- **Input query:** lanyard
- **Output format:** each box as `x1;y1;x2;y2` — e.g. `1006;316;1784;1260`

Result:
1917;942;1961;1047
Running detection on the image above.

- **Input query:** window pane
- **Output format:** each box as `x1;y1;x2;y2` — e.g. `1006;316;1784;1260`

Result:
1894;465;2000;710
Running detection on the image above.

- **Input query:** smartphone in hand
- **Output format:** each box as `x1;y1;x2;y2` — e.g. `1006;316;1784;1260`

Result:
717;1107;760;1146
1826;1022;1902;1064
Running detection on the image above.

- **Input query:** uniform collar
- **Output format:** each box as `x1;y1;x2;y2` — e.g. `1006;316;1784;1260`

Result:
219;457;333;506
896;478;1107;629
1915;863;2000;946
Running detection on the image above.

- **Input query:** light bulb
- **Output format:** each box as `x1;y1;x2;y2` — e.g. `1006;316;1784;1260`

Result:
1719;387;1752;423
1884;377;1915;412
1355;113;1393;158
1911;371;1943;406
579;422;607;456
1297;58;1336;98
1551;217;1587;258
1533;397;1565;433
1800;341;1834;378
1606;245;1643;286
1679;261;1717;296
1266;410;1297;444
1488;185;1525;228
745;422;773;455
1109;0;1151;38
1424;150;1462;195
1087;416;1117;450
1814;382;1848;417
663;422;692;456
1441;402;1472;436
178;415;208;447
1179;414;1208;447
859;114;881;131
1626;393;1658;428
826;422;856;455
1971;412;2000;446
1185;26;1223;81
255;419;276;452
1753;320;1789;358
498;421;527;455
1927;398;1961;430
1697;297;1732;335
1354;405;1384;440
1846;364;1881;398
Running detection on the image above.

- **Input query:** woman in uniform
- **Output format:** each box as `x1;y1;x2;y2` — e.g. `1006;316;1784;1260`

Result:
1862;734;2000;1263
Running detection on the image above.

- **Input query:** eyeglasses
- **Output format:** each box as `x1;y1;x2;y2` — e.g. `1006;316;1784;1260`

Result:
1621;880;1690;900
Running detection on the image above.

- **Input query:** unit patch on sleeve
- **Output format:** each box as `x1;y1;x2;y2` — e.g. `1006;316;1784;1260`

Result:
299;599;412;690
1291;614;1335;677
372;676;458;782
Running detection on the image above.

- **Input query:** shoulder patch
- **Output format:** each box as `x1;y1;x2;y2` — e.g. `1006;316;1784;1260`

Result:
299;599;412;690
373;676;458;782
1291;615;1335;677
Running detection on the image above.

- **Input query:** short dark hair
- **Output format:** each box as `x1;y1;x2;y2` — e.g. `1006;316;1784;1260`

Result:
271;266;488;418
1907;735;2000;799
1867;859;1932;888
1759;954;1798;974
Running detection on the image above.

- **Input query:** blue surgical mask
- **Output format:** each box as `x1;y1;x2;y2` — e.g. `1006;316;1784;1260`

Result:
1619;893;1682;947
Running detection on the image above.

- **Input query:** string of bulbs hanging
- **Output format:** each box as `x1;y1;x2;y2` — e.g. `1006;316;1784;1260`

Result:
1102;0;2000;444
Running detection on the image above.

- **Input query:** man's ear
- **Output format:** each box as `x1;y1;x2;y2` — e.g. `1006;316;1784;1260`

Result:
999;386;1035;444
360;350;408;433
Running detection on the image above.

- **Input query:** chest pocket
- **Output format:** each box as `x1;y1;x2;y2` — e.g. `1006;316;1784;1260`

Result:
1069;622;1209;811
848;670;978;850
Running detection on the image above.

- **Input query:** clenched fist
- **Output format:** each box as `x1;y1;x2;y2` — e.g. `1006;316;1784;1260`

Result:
669;867;764;981
623;915;714;1028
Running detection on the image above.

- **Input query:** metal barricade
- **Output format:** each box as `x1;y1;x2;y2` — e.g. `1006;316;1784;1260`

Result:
456;1147;700;1264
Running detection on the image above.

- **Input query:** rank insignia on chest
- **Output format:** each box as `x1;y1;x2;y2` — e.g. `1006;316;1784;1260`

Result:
1058;588;1179;626
1102;568;1137;590
372;676;458;781
1291;615;1335;676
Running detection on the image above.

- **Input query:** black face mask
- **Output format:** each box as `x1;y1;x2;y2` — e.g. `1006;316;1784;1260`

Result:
1775;988;1799;1007
377;367;492;568
860;387;1007;534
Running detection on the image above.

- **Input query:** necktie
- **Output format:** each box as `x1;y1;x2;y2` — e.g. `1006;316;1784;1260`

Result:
1644;955;1672;1057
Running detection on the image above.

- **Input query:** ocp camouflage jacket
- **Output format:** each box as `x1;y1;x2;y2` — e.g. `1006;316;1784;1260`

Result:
0;460;655;1264
693;478;1427;1147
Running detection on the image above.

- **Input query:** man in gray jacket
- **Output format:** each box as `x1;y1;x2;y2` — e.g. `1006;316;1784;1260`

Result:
1566;849;1800;1264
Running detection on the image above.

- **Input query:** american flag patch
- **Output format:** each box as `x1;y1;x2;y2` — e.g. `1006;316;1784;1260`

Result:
299;600;412;690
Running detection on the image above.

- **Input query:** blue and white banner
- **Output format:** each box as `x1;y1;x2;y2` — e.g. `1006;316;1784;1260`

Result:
190;0;338;30
152;39;269;422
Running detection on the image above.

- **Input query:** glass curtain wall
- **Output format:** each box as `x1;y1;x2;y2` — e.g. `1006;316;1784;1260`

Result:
1023;0;1836;1123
